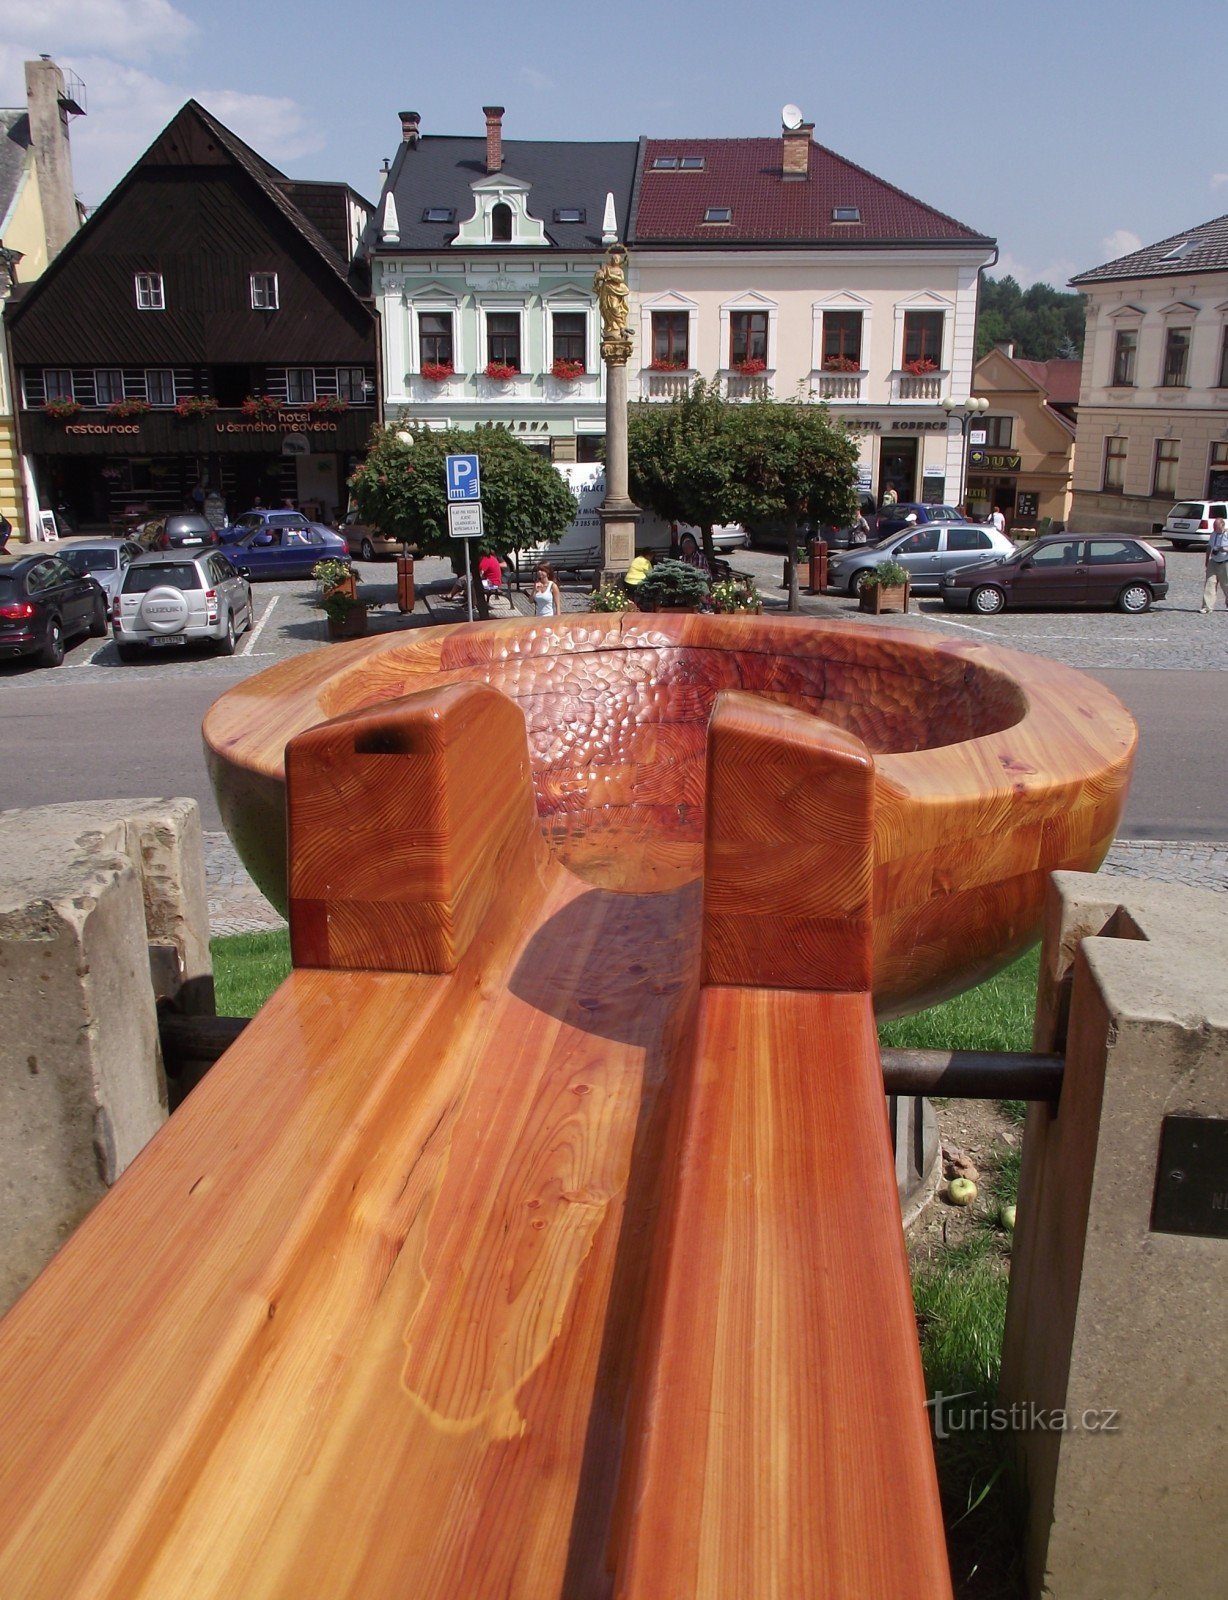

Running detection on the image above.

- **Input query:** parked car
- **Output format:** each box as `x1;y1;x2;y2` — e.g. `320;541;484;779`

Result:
672;522;750;556
112;550;254;660
826;522;1014;596
939;534;1168;615
873;502;962;539
55;538;145;606
340;509;402;561
1161;500;1225;550
0;551;108;666
151;513;220;551
220;510;350;579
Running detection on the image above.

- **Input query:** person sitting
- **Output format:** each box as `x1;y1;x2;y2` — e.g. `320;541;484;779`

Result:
478;552;506;594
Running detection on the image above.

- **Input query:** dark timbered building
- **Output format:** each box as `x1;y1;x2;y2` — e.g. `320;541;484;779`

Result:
7;102;378;530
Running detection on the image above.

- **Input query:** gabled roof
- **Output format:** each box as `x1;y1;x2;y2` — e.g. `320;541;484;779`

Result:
0;111;30;232
1014;358;1081;406
370;135;639;253
629;138;993;247
1071;215;1228;284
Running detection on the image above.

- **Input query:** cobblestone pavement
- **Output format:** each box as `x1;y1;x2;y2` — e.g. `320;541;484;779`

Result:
205;829;1228;939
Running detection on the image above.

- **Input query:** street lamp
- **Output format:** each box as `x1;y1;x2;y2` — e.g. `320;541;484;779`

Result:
940;394;989;510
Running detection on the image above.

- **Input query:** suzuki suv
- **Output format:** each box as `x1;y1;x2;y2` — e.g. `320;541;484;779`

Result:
113;550;253;662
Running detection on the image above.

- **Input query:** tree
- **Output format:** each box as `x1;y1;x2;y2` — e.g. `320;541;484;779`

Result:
348;425;577;616
627;379;733;568
976;275;1086;361
722;399;861;612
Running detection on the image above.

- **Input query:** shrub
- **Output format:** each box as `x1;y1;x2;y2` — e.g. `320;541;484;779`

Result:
710;575;762;613
589;583;632;612
634;558;710;610
862;560;909;588
311;557;353;591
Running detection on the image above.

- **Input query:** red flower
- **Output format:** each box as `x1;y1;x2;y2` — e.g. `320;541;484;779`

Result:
421;362;454;382
551;358;585;381
649;357;687;372
734;358;767;376
903;357;938;376
822;355;861;374
484;361;518;381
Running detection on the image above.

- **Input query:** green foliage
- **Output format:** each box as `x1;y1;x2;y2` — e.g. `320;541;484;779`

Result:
628;378;735;567
349;424;577;561
634;558;710;609
311;557;352;591
321;588;364;622
977;274;1085;361
710;574;762;613
863;559;909;588
589;583;632;612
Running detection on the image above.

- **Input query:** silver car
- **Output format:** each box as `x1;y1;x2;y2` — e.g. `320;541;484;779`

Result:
56;538;144;607
826;522;1015;596
113;550;254;662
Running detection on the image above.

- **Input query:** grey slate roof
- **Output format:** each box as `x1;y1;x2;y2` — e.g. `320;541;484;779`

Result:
0;111;31;231
1071;214;1228;284
369;136;639;252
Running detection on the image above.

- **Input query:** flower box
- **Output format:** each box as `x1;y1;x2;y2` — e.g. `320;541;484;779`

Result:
859;577;910;614
43;398;82;420
174;396;218;419
648;358;687;372
822;355;861;373
420;362;454;383
309;396;350;414
902;358;938;377
107;398;152;419
484;362;519;382
551;358;585;381
734;358;767;376
241;394;281;419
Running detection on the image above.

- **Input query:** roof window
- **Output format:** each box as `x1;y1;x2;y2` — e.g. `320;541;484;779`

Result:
679;156;705;170
553;206;586;223
703;206;732;224
651;156;679;170
422;207;456;223
1161;238;1195;260
832;206;861;222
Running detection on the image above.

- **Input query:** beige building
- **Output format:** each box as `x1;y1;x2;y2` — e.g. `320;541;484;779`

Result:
966;346;1077;530
1069;215;1228;533
0;58;84;537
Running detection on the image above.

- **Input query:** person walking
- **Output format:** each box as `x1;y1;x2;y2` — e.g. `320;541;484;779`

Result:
988;504;1006;535
533;562;561;617
1201;517;1228;613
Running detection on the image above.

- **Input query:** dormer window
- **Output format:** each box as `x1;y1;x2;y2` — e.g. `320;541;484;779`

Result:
652;156;679;170
491;202;512;243
553;206;585;224
1162;238;1194;260
251;272;278;310
135;272;164;311
704;207;732;224
422;207;456;223
832;206;861;222
679;156;704;170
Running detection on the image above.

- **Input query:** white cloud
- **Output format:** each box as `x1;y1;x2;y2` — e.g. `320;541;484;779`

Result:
1211;173;1228;189
0;0;196;62
1101;228;1142;261
519;65;555;92
990;249;1080;290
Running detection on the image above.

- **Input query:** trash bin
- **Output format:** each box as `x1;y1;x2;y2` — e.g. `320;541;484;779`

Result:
396;554;415;614
809;538;828;594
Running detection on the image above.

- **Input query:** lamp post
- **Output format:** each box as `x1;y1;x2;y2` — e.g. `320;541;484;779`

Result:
940;394;989;511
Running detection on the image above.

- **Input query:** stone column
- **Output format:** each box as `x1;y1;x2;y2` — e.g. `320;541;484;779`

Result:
599;335;638;577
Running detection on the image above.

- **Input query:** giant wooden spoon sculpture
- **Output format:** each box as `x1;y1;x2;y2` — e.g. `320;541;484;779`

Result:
0;615;1133;1598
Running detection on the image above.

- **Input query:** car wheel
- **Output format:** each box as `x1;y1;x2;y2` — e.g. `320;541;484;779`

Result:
1171;542;1191;551
116;644;144;664
216;611;237;655
1117;583;1152;614
971;585;1006;615
39;618;65;667
360;537;375;562
849;568;874;596
88;596;108;638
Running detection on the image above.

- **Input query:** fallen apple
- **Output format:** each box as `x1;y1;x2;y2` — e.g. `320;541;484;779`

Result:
947;1177;978;1206
1000;1203;1016;1232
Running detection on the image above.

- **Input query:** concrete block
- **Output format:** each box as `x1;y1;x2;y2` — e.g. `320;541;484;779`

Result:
0;799;213;1310
1001;872;1228;1598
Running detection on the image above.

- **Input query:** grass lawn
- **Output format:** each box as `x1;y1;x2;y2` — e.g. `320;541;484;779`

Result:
209;927;1036;1596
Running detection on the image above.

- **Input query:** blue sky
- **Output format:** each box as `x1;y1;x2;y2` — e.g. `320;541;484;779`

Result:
2;0;1226;288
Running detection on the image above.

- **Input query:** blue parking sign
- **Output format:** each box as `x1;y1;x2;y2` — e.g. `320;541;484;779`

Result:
445;454;481;501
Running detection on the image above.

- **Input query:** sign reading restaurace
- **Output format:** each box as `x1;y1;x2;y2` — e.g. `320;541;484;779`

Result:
448;501;484;539
445;454;481;501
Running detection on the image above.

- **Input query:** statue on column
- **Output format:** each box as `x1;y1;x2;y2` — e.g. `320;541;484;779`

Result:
593;245;632;350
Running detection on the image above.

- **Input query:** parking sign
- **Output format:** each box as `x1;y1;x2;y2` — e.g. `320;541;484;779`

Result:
445;454;481;501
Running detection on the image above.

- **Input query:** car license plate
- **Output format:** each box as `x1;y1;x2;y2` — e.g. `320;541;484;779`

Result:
150;634;187;647
181;538;203;546
1173;521;1193;530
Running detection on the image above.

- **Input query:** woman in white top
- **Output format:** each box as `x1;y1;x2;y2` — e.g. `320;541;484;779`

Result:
533;562;561;617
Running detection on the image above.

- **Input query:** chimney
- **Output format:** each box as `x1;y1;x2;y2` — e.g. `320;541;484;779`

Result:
399;110;420;145
781;119;814;181
25;56;83;260
995;340;1015;359
483;105;504;173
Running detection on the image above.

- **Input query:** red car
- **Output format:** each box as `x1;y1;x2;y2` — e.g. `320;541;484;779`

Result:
940;534;1168;615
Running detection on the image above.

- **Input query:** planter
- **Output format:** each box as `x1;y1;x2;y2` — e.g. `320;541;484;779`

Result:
323;573;357;602
859;579;910;615
326;603;368;640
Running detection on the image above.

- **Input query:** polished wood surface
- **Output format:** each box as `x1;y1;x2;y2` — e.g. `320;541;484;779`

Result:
0;615;1135;1596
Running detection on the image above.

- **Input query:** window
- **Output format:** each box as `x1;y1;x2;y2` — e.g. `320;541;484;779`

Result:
251;272;278;310
704;207;732;224
1162;327;1191;387
146;369;176;406
651;156;679;170
285;369;316;404
1112;328;1137;386
832;206;861;222
652;310;689;367
1030;541;1080;566
135;273;164;310
422;207;455;223
45;369;73;400
897;528;940;555
947;528;993;552
486;312;520;369
903;311;944;366
730;310;768;366
1103;435;1127;493
822;310;862;367
419;312;454;367
337;367;369;403
1218;330;1228;388
491;203;512;243
552;312;586;365
553;207;585;224
1153;438;1180;498
1208;441;1228;495
679;156;705;170
94;369;124;405
982;415;1014;448
1086;539;1149;564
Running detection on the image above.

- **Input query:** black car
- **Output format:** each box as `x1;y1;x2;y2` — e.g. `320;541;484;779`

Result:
154;513;220;552
0;551;109;666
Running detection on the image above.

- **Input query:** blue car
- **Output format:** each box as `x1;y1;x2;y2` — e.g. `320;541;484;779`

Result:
219;509;349;580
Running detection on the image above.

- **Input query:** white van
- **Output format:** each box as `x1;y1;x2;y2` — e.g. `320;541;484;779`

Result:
511;464;746;574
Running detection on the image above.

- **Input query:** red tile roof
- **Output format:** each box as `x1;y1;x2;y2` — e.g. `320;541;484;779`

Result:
631;138;992;246
1014;358;1081;405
